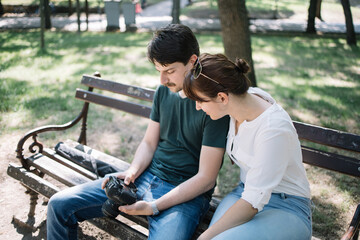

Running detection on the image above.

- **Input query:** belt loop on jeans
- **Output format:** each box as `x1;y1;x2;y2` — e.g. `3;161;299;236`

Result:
280;193;286;199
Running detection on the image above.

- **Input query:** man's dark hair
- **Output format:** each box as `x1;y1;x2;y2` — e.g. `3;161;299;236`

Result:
147;24;199;66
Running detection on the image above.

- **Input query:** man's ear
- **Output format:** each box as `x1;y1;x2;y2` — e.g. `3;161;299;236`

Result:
189;54;198;66
218;92;229;104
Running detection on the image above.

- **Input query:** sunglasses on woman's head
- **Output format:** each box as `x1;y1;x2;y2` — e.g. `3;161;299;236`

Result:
191;59;226;88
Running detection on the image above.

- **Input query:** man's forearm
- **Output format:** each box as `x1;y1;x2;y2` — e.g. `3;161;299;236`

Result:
129;140;155;179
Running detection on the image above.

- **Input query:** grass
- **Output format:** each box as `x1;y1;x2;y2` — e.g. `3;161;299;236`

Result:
1;30;359;239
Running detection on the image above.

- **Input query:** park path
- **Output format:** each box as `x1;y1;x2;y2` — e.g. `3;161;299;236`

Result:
0;0;359;34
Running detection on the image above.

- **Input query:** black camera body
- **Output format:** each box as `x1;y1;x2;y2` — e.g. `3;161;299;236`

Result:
102;176;138;218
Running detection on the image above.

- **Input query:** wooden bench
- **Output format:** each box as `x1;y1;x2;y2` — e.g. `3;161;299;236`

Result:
7;73;360;240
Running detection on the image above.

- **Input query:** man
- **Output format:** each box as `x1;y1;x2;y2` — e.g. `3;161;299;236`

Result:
47;24;229;240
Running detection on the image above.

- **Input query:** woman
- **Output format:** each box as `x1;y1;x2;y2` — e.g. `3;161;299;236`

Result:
183;53;312;240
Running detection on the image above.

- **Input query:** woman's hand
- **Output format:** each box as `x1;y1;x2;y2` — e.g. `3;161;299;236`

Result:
118;201;154;216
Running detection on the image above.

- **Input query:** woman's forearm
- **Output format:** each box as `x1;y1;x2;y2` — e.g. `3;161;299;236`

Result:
199;199;258;240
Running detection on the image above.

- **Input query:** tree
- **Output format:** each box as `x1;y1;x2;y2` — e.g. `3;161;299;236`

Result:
172;0;180;24
316;0;323;21
40;0;45;50
307;0;356;45
341;0;357;46
217;0;257;86
44;0;52;29
306;0;317;33
0;0;4;16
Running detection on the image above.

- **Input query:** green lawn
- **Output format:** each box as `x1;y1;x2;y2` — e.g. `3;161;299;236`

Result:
1;30;359;239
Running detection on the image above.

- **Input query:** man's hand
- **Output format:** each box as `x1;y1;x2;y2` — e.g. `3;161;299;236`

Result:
118;201;154;216
101;169;136;189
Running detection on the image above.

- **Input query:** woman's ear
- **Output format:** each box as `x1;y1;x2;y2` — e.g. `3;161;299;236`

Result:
217;92;229;104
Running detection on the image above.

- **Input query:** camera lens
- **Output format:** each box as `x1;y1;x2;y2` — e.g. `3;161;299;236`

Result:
102;199;120;218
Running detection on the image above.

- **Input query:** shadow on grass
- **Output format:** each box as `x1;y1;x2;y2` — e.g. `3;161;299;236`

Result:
311;195;344;239
252;35;359;132
307;165;360;239
259;79;359;131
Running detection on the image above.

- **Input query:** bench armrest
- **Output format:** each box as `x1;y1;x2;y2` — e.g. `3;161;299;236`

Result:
16;110;86;169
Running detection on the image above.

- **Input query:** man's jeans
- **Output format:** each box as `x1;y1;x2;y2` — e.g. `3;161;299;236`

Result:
47;170;209;240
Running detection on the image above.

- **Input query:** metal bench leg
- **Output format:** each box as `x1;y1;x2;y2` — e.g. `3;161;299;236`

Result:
11;187;40;232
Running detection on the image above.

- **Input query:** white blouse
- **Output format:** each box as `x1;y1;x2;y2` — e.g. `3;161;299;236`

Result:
226;87;311;211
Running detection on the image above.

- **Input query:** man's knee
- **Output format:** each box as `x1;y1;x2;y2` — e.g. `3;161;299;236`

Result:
48;191;70;214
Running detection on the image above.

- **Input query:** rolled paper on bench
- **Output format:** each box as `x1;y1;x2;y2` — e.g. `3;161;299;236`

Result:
55;142;122;178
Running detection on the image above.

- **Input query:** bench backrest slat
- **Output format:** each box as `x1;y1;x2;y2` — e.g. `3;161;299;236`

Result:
294;121;360;153
75;89;152;118
81;75;155;102
302;146;360;177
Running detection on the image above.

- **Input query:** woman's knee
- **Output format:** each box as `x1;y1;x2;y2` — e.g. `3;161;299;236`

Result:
210;192;241;226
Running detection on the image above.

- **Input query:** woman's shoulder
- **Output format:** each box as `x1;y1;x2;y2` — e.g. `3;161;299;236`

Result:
248;87;275;104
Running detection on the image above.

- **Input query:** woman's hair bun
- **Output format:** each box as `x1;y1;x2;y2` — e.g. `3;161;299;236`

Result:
235;58;250;74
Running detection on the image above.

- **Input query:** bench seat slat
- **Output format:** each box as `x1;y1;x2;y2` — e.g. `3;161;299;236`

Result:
76;89;152;118
7;163;60;198
88;218;148;240
302;146;360;177
26;153;93;186
82;75;155;102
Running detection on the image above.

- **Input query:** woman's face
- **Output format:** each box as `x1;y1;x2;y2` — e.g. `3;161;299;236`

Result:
194;90;227;120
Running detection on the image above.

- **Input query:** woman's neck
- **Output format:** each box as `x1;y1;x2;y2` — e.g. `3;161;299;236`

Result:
228;93;272;131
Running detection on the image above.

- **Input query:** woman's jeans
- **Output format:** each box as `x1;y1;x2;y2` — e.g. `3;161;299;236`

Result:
47;170;209;240
210;182;312;240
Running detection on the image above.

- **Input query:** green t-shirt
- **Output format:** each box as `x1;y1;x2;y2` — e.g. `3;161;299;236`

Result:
148;85;229;192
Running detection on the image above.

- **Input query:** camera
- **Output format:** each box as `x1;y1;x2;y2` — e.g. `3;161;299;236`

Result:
102;176;138;218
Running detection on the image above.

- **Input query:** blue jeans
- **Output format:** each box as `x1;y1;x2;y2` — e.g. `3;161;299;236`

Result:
47;170;209;240
210;182;312;240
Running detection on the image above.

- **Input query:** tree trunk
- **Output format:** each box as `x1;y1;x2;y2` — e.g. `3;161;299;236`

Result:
68;0;73;16
76;0;81;32
307;0;317;33
0;0;4;16
340;0;357;46
316;0;322;21
85;0;89;31
40;0;45;50
172;0;180;24
44;0;52;29
217;0;257;87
